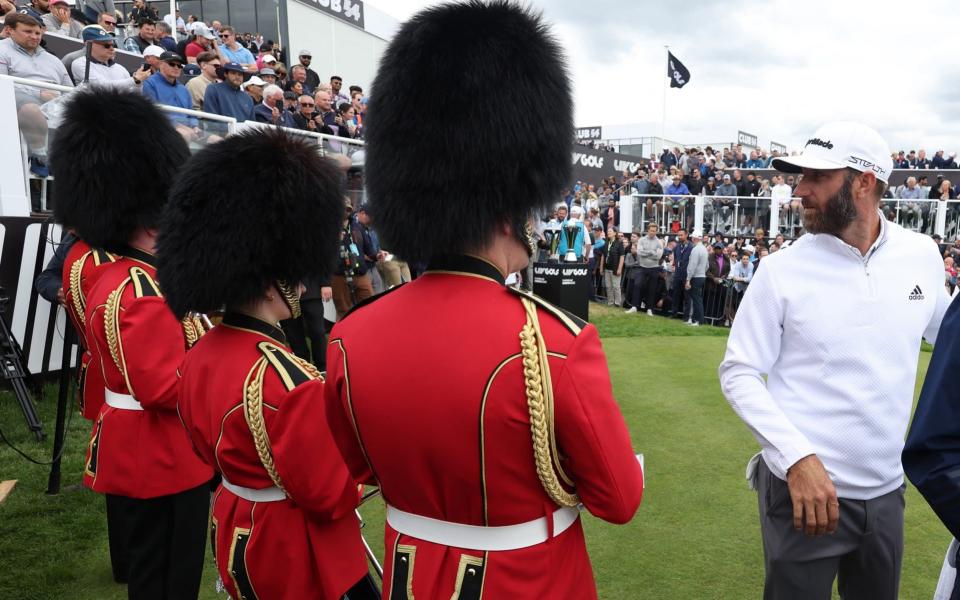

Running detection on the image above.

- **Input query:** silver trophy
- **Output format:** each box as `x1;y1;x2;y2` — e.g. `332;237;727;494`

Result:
545;227;561;262
563;221;580;262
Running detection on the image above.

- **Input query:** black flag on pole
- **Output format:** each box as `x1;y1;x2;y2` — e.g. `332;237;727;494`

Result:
667;51;690;88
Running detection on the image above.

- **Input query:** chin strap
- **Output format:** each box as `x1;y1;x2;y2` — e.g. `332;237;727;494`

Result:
276;280;302;319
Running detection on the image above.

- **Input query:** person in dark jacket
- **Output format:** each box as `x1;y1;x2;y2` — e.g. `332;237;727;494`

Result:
202;62;253;121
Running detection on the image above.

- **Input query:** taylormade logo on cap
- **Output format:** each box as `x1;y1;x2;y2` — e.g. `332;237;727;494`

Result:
772;121;893;183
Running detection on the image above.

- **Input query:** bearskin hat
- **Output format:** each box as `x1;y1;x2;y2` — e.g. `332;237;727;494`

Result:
50;88;189;252
364;0;572;264
157;130;345;317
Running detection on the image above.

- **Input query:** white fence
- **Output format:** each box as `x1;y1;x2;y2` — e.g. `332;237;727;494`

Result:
619;193;960;240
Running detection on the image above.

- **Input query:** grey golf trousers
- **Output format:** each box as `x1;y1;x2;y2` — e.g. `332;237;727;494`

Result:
757;459;904;600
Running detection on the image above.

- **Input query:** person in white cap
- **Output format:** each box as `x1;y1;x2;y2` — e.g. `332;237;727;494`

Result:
719;121;952;599
685;229;707;325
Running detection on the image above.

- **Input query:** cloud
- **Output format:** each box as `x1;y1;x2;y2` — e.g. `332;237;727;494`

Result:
372;0;960;152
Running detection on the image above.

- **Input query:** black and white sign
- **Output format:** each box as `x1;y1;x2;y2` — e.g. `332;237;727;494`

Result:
293;0;364;29
770;141;787;155
571;144;646;183
737;130;758;148
576;126;603;141
532;263;589;321
667;51;690;89
0;218;76;377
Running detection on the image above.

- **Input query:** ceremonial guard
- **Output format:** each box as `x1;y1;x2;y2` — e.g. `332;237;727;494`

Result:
159;130;378;600
56;88;213;597
324;3;644;598
59;238;114;420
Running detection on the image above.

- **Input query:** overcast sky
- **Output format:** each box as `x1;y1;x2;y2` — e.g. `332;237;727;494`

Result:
372;0;957;154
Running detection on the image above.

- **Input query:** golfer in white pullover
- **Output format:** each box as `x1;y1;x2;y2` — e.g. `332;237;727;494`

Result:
719;121;951;600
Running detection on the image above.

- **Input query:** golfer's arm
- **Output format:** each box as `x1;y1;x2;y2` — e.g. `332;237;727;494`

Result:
718;266;814;473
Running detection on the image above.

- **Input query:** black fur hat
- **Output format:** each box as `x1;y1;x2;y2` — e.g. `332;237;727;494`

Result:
364;0;572;264
50;88;189;251
157;130;345;317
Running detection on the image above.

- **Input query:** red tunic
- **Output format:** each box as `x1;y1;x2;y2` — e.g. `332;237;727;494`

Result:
325;255;643;599
61;239;116;420
82;247;212;498
178;313;368;600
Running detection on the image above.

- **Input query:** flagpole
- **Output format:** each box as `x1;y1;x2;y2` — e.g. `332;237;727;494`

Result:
662;45;668;155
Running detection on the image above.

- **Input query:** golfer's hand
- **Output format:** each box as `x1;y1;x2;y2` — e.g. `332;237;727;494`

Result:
685;281;691;290
787;454;839;536
320;286;333;301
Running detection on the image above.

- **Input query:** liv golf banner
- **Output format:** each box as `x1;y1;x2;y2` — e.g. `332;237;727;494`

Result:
570;144;646;184
667;52;690;88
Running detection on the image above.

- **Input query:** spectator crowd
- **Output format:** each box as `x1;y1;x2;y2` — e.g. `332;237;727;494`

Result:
0;3;366;175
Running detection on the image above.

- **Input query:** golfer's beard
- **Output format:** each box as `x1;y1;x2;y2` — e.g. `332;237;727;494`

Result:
804;179;858;235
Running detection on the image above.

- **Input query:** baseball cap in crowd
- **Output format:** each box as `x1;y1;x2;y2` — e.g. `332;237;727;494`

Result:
743;244;755;253
183;64;201;77
690;230;702;238
298;49;311;57
143;45;165;59
193;23;216;40
221;62;244;73
158;51;184;65
772;121;893;184
81;25;113;43
262;54;277;64
242;76;267;88
723;174;731;180
259;67;276;77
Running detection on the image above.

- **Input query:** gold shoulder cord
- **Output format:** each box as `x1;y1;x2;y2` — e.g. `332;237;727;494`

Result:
181;313;208;348
519;297;579;507
68;253;89;328
103;279;129;374
242;357;288;495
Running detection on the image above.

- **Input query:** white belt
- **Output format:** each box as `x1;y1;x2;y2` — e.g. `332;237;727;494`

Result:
105;389;143;411
386;505;579;551
221;477;286;503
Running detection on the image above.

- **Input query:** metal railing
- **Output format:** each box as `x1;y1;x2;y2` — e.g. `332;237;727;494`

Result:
616;191;960;241
1;74;367;215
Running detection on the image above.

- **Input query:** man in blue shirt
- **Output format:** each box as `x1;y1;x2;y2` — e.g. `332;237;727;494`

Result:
665;174;691;223
203;62;254;122
556;204;591;262
141;51;197;136
216;25;256;73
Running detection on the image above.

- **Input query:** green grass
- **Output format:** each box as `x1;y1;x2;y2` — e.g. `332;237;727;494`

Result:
0;310;947;598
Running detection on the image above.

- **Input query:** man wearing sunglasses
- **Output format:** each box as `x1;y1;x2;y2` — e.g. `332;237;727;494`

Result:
186;50;219;110
96;11;117;33
215;25;256;73
73;25;150;87
142;51;199;139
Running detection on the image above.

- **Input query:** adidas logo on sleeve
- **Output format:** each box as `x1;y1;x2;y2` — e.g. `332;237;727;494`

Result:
908;285;924;300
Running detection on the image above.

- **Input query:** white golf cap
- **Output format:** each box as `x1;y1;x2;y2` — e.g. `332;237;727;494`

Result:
690;230;702;238
772;121;892;183
242;76;267;88
194;23;216;40
143;45;165;58
262;54;277;64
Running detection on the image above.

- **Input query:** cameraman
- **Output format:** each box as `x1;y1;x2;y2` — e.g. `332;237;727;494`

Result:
331;201;372;319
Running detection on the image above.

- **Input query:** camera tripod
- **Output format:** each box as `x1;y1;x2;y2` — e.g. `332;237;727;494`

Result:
0;289;43;441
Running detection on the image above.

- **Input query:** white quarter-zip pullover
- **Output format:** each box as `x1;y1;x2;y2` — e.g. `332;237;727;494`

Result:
719;216;952;499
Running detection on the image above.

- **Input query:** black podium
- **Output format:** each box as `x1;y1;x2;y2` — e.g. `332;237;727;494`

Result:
532;262;590;321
